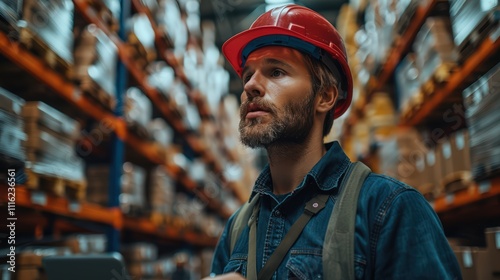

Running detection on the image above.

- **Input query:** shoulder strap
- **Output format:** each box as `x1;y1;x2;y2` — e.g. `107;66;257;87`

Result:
230;194;260;253
323;162;371;280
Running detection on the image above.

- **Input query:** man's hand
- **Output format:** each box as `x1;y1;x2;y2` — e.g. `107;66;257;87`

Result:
201;273;246;280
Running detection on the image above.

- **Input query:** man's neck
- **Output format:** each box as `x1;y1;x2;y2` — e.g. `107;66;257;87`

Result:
266;138;327;195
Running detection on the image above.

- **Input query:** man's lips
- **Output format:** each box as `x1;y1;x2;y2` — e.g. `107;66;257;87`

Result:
245;103;270;119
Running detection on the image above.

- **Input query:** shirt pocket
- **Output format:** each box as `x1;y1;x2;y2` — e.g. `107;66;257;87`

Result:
286;248;323;280
222;253;247;276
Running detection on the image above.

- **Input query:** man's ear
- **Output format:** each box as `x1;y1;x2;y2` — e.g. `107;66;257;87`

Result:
316;86;338;114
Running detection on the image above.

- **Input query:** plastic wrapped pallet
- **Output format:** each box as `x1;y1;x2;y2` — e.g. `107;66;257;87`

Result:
124;87;153;134
0;88;25;162
149;166;175;216
156;0;188;56
20;0;74;64
126;13;155;69
147;61;175;100
463;63;500;180
395;54;422;115
449;0;499;61
414;17;458;88
73;24;118;109
0;0;22;31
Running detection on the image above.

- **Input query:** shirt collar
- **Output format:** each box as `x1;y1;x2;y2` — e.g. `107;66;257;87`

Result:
249;141;351;201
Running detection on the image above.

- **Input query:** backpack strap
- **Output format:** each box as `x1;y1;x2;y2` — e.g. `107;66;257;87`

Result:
323;161;371;280
230;194;261;253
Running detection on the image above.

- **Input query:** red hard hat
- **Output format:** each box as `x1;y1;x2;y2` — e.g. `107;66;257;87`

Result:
222;4;353;119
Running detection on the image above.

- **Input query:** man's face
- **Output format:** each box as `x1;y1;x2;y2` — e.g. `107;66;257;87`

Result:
239;46;315;148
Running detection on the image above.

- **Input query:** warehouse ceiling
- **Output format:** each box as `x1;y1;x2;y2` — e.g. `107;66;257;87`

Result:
200;0;349;94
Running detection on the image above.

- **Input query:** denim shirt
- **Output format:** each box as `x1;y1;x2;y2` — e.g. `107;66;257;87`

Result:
211;141;462;279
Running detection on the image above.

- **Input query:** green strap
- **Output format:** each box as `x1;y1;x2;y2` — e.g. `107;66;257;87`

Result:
248;193;330;280
323;162;371;280
230;194;260;253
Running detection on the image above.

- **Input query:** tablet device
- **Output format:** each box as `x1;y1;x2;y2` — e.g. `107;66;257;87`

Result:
43;253;131;280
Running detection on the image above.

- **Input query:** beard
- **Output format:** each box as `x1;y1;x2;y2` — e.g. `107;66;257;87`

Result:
239;91;316;148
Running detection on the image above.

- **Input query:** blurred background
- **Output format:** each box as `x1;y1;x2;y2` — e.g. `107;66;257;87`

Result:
0;0;498;279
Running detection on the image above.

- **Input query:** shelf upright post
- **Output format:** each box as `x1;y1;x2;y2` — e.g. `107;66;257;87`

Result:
106;0;131;253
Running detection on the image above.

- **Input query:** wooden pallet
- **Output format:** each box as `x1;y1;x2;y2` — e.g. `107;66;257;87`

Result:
25;169;87;201
457;10;499;63
18;27;73;79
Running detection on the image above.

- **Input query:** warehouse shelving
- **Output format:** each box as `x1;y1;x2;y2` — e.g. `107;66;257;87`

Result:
342;1;500;225
73;0;246;203
0;25;235;254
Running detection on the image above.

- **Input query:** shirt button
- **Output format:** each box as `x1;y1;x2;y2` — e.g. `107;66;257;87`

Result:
274;210;281;217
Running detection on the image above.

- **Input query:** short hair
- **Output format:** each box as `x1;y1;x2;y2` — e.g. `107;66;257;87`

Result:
302;53;340;136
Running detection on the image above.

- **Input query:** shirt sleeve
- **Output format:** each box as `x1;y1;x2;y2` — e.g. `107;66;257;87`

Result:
373;189;462;279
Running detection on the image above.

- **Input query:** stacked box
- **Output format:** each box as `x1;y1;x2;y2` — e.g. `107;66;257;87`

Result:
147;61;175;100
395;53;422;115
449;0;499;61
414;17;458;89
149;166;175;216
125;87;153;138
86;162;146;214
21;102;85;194
20;0;74;64
156;0;187;56
73;24;118;110
462;63;500;180
485;227;500;275
437;130;472;193
126;13;156;70
121;243;158;279
0;88;26;162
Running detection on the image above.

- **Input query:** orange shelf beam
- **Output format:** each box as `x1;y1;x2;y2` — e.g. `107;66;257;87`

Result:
0;186;123;229
433;176;500;213
123;217;218;247
402;36;500;126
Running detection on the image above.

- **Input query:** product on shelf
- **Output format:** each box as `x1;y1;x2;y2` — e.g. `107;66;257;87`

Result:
453;227;500;280
86;162;146;214
126;13;156;70
147;118;174;159
146;61;175;100
73;24;118;111
124;87;153;139
462;63;500;181
0;0;22;32
149;165;175;217
448;0;499;61
63;234;107;254
414;16;458;93
121;242;158;279
88;0;120;32
19;0;74;74
156;0;187;56
437;130;472;194
395;53;422;116
0;88;26;162
393;0;420;36
21;101;86;199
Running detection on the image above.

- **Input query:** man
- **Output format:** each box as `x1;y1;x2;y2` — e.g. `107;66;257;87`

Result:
204;4;461;280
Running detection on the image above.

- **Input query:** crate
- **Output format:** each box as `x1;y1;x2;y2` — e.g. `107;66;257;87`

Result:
25;168;86;201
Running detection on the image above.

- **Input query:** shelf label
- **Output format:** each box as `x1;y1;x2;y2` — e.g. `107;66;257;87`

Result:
31;191;47;206
445;194;455;205
462;249;473;268
69;201;81;213
479;180;491;194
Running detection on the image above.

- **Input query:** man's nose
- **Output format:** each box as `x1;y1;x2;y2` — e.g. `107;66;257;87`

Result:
243;72;265;99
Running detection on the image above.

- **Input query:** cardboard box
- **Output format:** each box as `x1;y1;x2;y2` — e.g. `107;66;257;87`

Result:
486;227;500;274
455;247;495;280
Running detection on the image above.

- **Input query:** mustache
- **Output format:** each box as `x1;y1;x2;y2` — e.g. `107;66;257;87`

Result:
240;99;277;118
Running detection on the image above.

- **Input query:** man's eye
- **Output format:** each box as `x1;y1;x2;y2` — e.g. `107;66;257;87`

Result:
243;73;252;84
271;69;284;77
